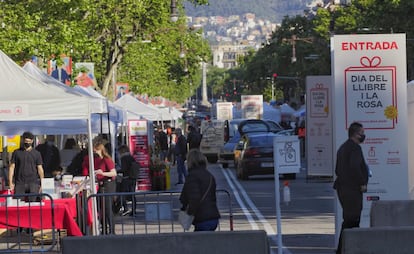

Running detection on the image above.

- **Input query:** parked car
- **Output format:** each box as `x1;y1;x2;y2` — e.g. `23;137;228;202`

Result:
235;131;297;180
219;132;241;168
219;119;272;168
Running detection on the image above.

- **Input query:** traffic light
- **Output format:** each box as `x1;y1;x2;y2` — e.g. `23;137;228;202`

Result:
273;73;278;79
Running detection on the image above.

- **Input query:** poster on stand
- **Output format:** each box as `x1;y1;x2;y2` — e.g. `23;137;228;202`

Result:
128;119;151;191
306;76;333;177
332;34;408;231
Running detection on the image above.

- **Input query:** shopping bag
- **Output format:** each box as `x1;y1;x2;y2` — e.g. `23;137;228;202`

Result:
178;210;194;230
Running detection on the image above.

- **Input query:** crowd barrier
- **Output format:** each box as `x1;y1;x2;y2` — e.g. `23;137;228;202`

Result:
0;193;59;253
342;200;414;254
0;189;233;253
61;230;270;254
84;189;233;235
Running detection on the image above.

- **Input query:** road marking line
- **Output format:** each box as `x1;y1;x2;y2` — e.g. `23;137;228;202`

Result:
221;167;293;254
221;168;259;230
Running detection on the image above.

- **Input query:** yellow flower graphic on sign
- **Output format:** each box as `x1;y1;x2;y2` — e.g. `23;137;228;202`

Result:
384;105;398;120
324;106;329;113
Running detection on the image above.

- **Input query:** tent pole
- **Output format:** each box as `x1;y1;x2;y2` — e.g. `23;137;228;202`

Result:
87;113;99;235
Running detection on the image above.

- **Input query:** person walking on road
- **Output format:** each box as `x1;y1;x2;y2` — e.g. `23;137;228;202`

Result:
174;128;187;185
187;125;202;150
334;122;369;254
180;149;220;231
9;131;44;202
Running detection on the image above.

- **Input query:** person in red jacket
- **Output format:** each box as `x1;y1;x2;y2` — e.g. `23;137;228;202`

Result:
82;137;117;234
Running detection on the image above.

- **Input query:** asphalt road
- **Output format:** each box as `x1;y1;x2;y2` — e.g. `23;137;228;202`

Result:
174;161;337;254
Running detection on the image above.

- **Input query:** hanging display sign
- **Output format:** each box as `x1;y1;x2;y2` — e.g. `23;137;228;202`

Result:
332;34;408;230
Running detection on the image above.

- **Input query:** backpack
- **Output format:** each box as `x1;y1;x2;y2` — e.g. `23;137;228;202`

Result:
129;160;140;179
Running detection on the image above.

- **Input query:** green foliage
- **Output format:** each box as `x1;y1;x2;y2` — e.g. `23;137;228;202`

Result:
0;0;210;103
229;0;414;104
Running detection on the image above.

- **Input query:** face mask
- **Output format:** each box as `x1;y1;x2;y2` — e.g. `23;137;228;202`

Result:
358;134;366;143
24;142;32;149
47;141;54;146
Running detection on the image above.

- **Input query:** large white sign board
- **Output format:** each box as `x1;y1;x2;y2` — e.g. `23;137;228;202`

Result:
332;34;408;233
306;76;334;176
241;95;263;119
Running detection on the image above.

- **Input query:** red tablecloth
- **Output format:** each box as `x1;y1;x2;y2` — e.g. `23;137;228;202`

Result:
0;198;84;236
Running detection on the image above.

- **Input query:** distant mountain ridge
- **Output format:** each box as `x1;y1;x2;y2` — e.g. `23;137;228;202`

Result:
184;0;320;23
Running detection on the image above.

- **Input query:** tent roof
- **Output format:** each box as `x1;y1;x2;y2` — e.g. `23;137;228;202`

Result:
114;94;167;121
0;50;90;121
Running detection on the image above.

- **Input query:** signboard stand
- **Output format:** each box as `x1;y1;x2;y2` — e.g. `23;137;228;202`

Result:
273;135;301;254
128;120;152;191
331;34;409;243
306;76;334;177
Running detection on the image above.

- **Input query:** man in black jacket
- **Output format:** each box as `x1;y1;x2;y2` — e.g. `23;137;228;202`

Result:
334;122;369;254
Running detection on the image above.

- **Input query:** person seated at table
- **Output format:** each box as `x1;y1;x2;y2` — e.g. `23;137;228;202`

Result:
82;137;117;234
36;135;61;178
9;131;44;202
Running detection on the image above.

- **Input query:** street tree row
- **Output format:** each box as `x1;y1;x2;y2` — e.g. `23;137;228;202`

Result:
208;0;414;105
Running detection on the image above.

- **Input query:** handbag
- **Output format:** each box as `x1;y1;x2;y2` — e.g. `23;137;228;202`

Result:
178;176;213;230
178;209;194;230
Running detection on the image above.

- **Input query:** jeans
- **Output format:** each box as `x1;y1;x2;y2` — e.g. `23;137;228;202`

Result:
159;150;168;162
194;218;219;231
176;155;187;183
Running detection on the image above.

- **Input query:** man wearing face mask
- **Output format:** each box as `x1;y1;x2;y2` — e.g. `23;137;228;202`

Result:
36;135;61;178
334;122;369;254
9;132;44;202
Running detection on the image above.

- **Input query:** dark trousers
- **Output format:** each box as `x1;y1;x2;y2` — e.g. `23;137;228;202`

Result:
14;182;40;202
98;180;116;234
120;178;136;213
336;188;363;254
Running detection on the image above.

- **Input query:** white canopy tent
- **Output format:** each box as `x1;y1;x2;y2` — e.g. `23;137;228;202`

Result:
263;102;282;122
0;50;100;234
114;93;170;122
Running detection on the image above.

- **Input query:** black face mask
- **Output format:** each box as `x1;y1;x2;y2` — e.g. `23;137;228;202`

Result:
23;142;32;149
358;134;366;143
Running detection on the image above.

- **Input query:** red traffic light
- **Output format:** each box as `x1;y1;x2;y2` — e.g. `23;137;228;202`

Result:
273;73;278;78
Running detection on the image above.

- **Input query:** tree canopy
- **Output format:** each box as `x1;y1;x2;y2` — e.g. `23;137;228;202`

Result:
0;0;210;102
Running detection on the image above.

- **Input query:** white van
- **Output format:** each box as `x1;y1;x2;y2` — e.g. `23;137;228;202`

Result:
199;120;226;163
